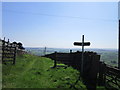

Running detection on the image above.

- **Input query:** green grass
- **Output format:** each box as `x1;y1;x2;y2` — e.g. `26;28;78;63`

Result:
2;54;86;89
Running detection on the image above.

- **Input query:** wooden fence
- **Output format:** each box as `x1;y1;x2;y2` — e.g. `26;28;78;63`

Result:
0;38;25;65
44;51;100;90
44;51;120;90
98;62;120;90
1;39;17;64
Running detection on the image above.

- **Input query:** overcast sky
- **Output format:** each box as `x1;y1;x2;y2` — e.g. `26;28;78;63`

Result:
2;2;118;49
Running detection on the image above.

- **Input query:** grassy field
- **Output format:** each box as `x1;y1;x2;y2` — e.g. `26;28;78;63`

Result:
2;54;86;89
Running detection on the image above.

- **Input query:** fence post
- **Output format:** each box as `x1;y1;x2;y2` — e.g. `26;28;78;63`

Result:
98;62;106;86
13;47;16;65
7;39;9;48
2;40;5;64
53;51;57;68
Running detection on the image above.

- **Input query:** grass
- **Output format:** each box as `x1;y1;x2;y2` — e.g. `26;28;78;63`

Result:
105;76;120;89
2;54;86;89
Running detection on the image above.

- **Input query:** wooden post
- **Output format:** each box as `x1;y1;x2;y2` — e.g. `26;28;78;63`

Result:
8;39;9;43
53;51;57;68
44;47;46;55
81;35;84;76
73;35;90;74
98;62;106;86
4;37;5;41
2;39;5;64
7;39;9;47
13;47;16;65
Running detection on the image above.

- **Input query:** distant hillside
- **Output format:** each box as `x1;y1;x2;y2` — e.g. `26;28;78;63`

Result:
25;47;118;67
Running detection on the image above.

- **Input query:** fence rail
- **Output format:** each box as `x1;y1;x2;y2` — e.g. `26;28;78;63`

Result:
98;62;120;90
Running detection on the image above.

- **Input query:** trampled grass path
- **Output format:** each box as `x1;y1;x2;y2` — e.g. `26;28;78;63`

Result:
2;54;86;89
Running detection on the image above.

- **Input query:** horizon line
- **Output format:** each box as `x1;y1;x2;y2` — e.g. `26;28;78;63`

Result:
24;46;118;50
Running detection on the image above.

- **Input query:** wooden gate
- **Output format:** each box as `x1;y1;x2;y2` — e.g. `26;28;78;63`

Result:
2;39;17;65
98;62;120;90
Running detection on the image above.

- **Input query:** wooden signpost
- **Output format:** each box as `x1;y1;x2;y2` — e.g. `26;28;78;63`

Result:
74;35;90;75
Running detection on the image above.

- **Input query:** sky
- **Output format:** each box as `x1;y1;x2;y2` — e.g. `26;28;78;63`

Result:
2;2;118;49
